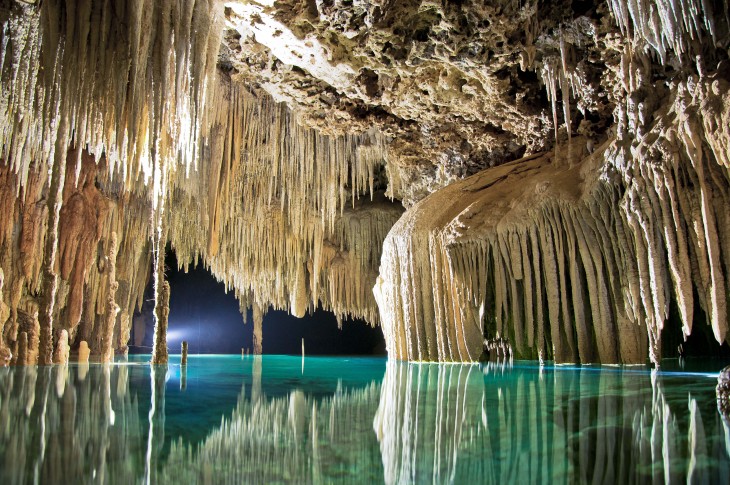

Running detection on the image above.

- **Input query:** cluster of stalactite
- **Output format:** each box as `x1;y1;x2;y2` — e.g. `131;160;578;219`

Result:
0;0;222;364
167;78;401;326
376;72;730;364
376;0;730;364
0;149;152;365
0;0;399;365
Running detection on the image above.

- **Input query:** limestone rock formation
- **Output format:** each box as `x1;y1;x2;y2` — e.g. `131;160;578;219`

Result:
718;365;730;421
53;329;70;365
0;0;729;364
77;341;90;363
253;302;264;355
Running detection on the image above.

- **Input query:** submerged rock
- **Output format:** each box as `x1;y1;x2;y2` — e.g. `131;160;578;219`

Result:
718;366;730;421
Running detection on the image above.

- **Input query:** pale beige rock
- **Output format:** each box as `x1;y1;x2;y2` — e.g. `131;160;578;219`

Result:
99;233;119;363
53;330;70;365
253;303;264;356
78;341;90;364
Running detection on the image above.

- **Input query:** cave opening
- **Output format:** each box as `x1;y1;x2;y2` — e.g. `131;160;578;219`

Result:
129;248;386;356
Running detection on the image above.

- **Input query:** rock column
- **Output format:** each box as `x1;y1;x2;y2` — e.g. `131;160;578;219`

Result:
38;133;69;365
253;303;263;355
99;233;120;363
16;332;28;366
53;329;70;364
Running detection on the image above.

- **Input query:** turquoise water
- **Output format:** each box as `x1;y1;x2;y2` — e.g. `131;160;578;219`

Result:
1;355;729;484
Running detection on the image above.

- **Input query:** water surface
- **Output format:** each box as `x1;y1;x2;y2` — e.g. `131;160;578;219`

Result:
1;355;729;484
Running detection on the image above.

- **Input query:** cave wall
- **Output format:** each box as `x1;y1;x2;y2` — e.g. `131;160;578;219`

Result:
1;0;730;365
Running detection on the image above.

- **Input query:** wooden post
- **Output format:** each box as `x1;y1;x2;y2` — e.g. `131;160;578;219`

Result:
181;341;188;366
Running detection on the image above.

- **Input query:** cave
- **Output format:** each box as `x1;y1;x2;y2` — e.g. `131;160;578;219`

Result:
130;248;385;356
2;0;730;482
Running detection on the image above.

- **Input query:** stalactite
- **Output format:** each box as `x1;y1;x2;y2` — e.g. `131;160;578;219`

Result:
608;0;718;63
0;1;398;361
37;132;67;365
99;232;119;363
168;79;398;325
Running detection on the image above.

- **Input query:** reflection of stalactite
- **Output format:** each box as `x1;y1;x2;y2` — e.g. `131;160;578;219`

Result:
1;361;728;482
374;362;483;484
373;361;730;483
160;377;383;482
0;363;145;483
145;365;167;485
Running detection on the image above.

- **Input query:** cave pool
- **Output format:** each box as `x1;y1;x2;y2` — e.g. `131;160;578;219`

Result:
1;355;729;484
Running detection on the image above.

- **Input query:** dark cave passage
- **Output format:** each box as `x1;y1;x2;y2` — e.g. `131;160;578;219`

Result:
130;249;385;356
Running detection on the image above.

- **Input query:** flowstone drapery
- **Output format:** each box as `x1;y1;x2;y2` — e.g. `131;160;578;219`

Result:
375;75;730;364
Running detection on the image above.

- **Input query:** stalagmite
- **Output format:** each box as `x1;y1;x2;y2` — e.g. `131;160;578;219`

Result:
99;233;119;363
16;332;28;366
151;278;170;365
53;329;69;364
0;269;10;365
253;303;263;356
78;341;90;364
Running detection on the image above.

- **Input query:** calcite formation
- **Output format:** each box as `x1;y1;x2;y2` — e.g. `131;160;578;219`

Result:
0;0;729;364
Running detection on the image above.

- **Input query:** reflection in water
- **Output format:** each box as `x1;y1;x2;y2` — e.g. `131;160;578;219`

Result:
0;358;729;484
375;361;730;484
0;364;145;484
